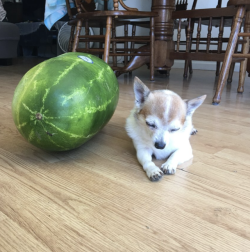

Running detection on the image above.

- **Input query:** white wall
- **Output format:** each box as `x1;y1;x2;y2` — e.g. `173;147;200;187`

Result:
121;0;152;12
116;0;152;37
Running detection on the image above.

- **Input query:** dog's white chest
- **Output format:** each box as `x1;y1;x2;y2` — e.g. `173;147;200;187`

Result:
153;146;174;160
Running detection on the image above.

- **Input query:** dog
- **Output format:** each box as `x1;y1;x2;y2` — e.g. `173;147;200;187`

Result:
125;77;206;181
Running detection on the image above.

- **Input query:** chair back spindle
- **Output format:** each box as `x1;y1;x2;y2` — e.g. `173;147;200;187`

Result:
217;17;224;54
196;17;201;52
113;0;119;11
186;19;192;53
176;19;182;52
74;0;83;13
206;17;212;53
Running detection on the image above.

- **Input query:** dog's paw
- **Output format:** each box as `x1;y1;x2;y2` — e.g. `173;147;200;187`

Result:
146;167;163;182
161;162;177;175
191;127;198;135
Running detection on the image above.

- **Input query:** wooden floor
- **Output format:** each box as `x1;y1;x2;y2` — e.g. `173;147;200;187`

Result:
1;57;250;252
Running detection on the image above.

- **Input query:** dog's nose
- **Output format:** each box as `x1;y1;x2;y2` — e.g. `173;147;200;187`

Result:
154;142;166;149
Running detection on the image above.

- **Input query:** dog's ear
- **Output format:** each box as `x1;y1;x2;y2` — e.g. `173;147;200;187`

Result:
186;95;206;115
134;77;150;107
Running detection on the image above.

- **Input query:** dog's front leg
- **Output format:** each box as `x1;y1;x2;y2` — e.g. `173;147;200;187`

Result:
136;148;163;181
161;148;193;175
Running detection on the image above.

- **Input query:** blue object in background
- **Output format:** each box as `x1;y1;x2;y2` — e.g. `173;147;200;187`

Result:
44;0;124;30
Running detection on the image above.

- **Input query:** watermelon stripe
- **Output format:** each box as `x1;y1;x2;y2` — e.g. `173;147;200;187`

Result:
17;122;27;129
22;103;36;115
46;136;65;149
40;88;50;113
38;120;48;132
44;115;78;120
84;93;117;113
16;65;45;125
61;88;87;106
45;120;83;138
96;68;105;81
40;61;80;112
28;129;35;141
49;60;80;88
32;120;65;149
45;119;104;140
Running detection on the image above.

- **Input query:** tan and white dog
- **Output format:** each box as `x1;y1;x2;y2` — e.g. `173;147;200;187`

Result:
126;77;206;181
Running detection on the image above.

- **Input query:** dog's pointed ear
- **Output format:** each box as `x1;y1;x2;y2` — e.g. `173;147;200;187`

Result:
134;77;150;107
186;95;206;115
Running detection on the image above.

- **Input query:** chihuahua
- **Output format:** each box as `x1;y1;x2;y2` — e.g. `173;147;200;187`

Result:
126;77;206;181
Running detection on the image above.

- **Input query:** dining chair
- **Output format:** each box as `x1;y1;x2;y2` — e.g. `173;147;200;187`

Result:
213;0;250;104
65;0;106;54
66;0;158;81
183;0;239;83
173;0;234;79
170;1;250;104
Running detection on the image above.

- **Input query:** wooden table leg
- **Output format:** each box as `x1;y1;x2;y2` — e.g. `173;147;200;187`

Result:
213;6;246;105
114;0;174;80
238;10;250;93
103;16;112;64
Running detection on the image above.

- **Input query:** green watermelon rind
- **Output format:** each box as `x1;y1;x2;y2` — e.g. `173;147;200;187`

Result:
12;53;119;151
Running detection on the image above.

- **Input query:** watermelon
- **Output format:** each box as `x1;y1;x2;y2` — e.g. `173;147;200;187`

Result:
12;52;119;151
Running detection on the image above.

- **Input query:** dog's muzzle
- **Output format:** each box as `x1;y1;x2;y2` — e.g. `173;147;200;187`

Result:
154;141;166;149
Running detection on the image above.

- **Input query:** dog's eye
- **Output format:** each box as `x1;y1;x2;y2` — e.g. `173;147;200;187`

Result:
146;121;156;129
170;128;180;132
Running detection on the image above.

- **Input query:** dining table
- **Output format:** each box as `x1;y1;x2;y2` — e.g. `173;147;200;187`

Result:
116;0;176;77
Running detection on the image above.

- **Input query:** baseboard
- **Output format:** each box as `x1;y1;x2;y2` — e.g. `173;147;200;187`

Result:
172;60;240;72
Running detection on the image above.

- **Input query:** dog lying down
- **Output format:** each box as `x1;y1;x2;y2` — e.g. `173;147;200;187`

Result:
126;77;206;181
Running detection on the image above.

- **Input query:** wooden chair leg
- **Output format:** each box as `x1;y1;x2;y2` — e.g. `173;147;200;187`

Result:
124;24;128;66
72;20;83;52
238;58;248;93
85;20;89;50
183;27;188;78
112;19;117;68
228;41;240;82
68;26;75;52
184;19;192;78
103;16;112;64
216;16;224;76
129;24;136;75
227;62;235;83
130;24;136;61
216;62;220;76
213;6;246;105
99;24;104;59
150;17;155;81
188;60;193;74
183;60;189;78
238;10;250;93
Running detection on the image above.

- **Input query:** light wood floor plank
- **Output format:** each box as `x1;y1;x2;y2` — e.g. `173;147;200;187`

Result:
1;58;250;251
